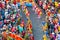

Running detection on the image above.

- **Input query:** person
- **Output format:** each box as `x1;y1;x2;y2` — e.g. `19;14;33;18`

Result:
55;1;58;8
39;1;43;9
57;32;60;40
0;0;34;40
57;13;60;20
35;0;39;5
30;34;34;40
17;25;23;33
2;30;7;40
43;34;48;40
22;31;25;38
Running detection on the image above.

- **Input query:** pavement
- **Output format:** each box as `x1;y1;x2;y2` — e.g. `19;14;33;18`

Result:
27;7;46;40
20;6;46;40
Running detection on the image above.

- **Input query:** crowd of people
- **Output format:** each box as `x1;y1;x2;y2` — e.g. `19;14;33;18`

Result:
1;0;60;40
37;0;60;40
0;0;34;40
32;2;42;18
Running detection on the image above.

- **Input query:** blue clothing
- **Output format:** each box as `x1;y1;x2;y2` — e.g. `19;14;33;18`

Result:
1;9;5;15
17;3;20;7
59;21;60;25
25;3;32;7
17;25;23;33
42;21;46;26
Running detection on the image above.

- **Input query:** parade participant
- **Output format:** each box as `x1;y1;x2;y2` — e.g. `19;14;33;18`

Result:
17;25;23;33
11;26;16;33
0;0;34;40
30;34;34;40
39;1;43;9
57;13;60;20
0;1;2;8
13;0;16;5
26;11;30;19
22;31;25;38
20;20;25;28
43;34;48;40
55;1;59;8
57;32;60;40
2;30;7;40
